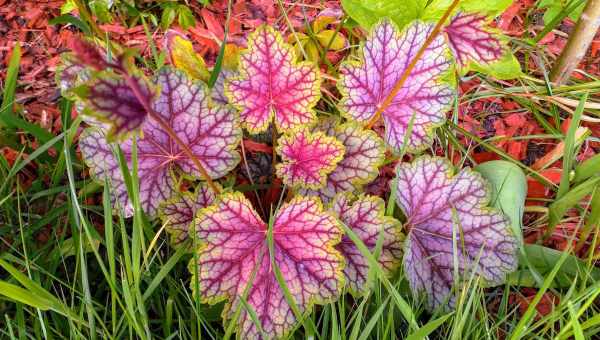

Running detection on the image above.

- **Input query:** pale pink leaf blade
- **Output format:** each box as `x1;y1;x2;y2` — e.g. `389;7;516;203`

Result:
79;67;241;217
160;184;216;246
226;26;321;133
395;156;518;309
276;129;345;189
300;119;385;202
339;20;454;152
333;194;403;294
193;193;343;339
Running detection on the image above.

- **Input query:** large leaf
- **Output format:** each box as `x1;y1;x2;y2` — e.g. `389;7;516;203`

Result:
338;20;454;152
341;0;512;30
341;0;424;31
443;12;504;68
159;184;216;247
276;128;345;189
300;118;385;202
332;194;403;295
226;25;321;133
394;156;518;309
80;68;241;217
193;193;344;339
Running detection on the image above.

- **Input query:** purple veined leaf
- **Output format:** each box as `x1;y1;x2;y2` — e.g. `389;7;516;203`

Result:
79;67;241;217
332;193;403;295
275;128;345;189
159;184;216;247
394;156;518;309
338;20;454;152
226;25;321;133
300;118;385;202
193;192;344;339
444;12;504;68
82;72;157;139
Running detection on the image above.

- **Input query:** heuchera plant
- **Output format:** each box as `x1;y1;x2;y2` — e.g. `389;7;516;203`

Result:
65;4;521;337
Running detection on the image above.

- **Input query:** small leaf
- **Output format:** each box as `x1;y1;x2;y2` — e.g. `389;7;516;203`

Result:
177;5;196;29
163;30;211;82
395;156;518;309
300;118;385;202
159;184;216;247
276;128;345;189
338;20;454;152
316;30;347;50
192;193;344;339
226;25;321;133
444;12;504;68
80;68;241;217
332;194;403;295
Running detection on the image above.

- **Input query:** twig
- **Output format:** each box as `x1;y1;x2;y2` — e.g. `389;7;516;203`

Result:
549;0;600;85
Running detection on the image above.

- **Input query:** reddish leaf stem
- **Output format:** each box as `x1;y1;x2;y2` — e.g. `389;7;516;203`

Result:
121;71;221;195
365;0;461;129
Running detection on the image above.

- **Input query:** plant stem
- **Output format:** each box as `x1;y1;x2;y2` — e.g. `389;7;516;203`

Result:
549;0;600;85
365;0;461;129
122;74;221;195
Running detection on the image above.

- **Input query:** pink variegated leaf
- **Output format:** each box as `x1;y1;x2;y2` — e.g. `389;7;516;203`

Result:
276;129;345;189
444;12;504;68
159;184;216;247
339;20;454;152
79;67;241;217
332;194;403;295
300;118;385;202
193;193;344;339
394;156;518;309
226;26;321;133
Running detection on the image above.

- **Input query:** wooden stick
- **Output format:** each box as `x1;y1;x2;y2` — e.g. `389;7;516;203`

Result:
550;0;600;85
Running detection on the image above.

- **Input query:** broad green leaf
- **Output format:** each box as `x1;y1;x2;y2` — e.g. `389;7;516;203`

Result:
475;160;526;244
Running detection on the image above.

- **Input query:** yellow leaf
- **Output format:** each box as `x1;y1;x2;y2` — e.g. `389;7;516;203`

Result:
316;30;346;51
165;32;210;82
312;16;337;33
223;43;241;69
305;42;321;63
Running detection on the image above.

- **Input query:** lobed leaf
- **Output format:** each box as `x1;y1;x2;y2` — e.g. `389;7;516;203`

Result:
300;118;385;202
193;193;344;339
332;194;403;295
80;67;241;217
226;25;321;133
443;12;504;68
159;184;216;247
394;156;518;309
276;128;345;189
338;20;454;152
